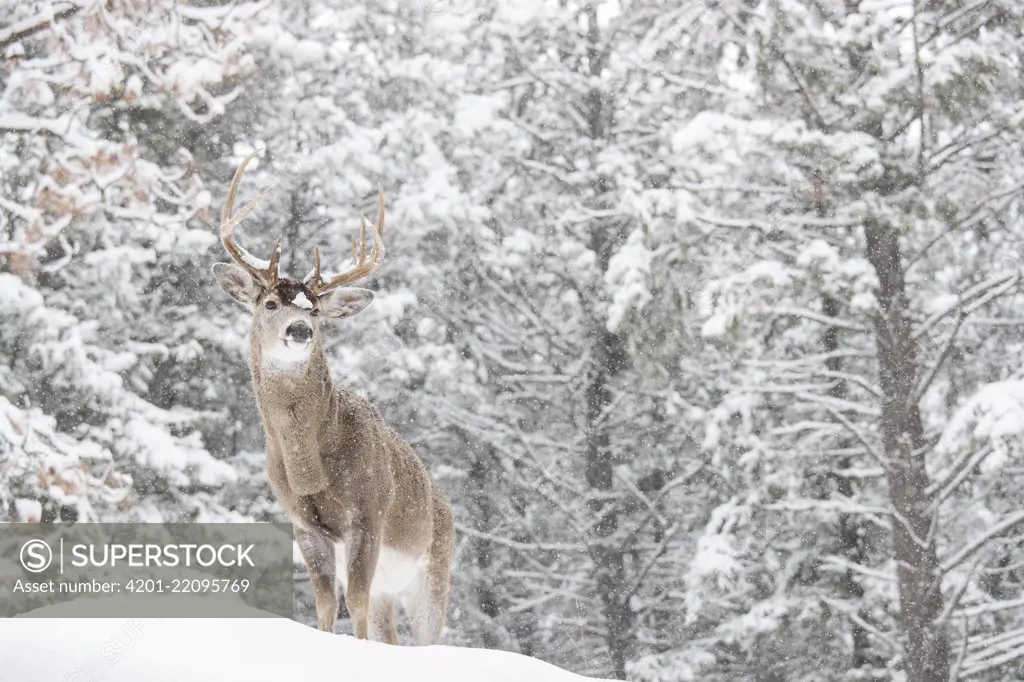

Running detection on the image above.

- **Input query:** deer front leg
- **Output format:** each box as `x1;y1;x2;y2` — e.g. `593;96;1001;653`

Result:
296;528;338;633
344;522;381;639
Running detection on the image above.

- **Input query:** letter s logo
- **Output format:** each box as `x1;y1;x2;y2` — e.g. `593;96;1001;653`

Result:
20;540;52;573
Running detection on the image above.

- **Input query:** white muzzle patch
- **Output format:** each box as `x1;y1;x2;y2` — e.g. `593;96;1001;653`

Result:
263;318;314;371
263;338;311;370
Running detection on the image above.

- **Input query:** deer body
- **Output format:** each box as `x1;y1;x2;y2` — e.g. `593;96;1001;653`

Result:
213;151;454;645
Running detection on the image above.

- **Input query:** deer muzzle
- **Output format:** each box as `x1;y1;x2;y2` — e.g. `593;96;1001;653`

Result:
285;320;313;345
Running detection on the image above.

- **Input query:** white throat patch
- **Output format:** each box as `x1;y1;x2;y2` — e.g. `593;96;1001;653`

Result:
262;338;311;372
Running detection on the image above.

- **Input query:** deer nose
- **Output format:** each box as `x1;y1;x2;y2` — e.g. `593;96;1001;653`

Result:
285;321;312;342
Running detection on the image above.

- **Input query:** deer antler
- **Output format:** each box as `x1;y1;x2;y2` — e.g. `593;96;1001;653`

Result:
305;187;386;296
220;149;281;288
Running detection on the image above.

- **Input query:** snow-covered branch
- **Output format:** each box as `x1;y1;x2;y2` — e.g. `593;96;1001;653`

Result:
941;511;1024;574
0;3;80;52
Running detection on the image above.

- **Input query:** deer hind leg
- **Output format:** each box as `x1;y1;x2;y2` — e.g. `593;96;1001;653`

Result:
369;596;399;644
402;557;449;646
404;493;454;646
296;528;338;633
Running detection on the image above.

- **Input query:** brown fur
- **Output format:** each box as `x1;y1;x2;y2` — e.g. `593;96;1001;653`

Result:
214;270;455;644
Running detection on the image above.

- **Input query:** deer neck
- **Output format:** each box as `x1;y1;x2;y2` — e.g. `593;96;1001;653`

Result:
248;336;333;497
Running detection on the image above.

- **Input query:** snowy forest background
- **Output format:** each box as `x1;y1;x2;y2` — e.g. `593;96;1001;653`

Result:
3;0;1024;680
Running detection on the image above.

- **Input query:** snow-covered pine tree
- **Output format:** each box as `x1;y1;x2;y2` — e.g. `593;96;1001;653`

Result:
671;0;1024;679
0;0;273;521
423;1;727;675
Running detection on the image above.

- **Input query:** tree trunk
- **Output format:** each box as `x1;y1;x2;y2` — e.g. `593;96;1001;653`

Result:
580;5;632;677
822;295;874;670
470;451;503;649
863;218;949;682
584;328;629;678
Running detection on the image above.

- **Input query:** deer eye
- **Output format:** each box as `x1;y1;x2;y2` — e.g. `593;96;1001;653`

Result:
264;300;278;310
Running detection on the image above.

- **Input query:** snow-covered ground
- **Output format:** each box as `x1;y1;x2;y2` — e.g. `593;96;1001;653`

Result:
0;600;609;682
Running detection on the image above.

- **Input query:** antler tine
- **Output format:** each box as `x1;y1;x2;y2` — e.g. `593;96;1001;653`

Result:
221;149;252;227
219;149;280;288
359;214;368;261
304;245;323;286
307;187;387;296
376;184;384;238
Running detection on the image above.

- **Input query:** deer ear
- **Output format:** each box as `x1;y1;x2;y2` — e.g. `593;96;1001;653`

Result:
212;262;262;307
318;287;374;320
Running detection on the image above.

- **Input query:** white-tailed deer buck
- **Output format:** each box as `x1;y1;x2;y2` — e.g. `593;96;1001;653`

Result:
212;151;455;645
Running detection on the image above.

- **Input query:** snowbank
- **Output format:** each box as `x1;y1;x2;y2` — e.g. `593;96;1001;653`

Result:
0;599;609;682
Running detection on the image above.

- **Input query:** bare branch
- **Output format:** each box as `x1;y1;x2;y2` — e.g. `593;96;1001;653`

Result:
927;445;994;510
948;618;971;682
0;4;80;53
960;632;1024;679
941;511;1024;574
455;524;585;553
821;598;902;652
957;596;1024;619
913;312;966;403
820;556;896;582
819;404;892;473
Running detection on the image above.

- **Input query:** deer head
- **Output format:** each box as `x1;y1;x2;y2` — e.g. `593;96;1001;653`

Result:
212;150;386;370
